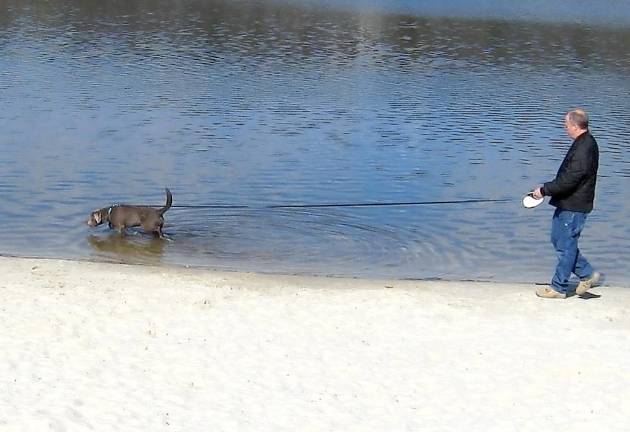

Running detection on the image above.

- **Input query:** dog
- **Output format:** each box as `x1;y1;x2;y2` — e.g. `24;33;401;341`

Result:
87;188;172;238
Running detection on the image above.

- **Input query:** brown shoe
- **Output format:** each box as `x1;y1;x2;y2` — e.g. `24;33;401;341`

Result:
576;272;602;295
536;286;567;299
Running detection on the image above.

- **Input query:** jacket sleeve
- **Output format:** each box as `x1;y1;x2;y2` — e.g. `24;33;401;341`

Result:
542;145;590;197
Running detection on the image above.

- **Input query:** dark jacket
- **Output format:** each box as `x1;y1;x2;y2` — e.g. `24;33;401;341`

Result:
542;131;599;213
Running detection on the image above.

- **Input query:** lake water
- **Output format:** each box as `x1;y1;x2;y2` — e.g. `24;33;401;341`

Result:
1;0;630;285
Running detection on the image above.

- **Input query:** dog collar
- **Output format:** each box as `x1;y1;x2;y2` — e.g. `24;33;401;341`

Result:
108;204;120;217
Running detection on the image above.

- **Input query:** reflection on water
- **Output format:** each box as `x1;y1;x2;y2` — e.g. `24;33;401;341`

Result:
1;0;630;285
87;234;166;265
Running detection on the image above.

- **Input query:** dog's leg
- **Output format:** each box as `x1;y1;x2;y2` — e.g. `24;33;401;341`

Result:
155;219;165;239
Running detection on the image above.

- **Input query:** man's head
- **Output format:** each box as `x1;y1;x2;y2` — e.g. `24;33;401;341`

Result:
564;109;589;139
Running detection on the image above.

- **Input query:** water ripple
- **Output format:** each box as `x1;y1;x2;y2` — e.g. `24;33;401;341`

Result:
1;0;630;285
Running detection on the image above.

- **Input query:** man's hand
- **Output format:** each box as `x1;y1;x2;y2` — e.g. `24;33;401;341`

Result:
532;187;543;199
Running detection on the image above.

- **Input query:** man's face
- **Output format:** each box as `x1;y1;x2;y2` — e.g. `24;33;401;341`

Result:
564;115;578;139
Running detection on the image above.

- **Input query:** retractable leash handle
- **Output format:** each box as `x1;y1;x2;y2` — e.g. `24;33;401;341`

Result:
522;192;544;209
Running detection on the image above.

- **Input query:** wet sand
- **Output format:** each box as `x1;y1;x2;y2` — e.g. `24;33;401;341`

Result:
1;256;629;431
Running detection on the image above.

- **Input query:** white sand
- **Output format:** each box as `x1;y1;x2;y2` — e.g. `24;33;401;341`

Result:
0;256;629;432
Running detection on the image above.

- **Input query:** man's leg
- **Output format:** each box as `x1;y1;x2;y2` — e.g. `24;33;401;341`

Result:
571;212;602;294
569;212;594;279
573;248;594;279
550;209;580;294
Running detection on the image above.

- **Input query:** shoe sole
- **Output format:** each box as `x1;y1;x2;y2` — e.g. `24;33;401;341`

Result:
576;273;602;295
536;288;566;299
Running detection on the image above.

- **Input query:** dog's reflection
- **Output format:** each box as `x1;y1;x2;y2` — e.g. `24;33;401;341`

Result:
88;233;166;262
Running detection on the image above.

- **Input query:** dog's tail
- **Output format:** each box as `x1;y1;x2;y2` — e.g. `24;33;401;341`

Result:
158;188;172;216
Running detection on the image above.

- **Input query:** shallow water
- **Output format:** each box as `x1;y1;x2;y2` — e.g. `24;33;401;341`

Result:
1;0;630;285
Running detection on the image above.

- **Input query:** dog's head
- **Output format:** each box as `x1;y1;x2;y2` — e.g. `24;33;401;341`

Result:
87;208;108;227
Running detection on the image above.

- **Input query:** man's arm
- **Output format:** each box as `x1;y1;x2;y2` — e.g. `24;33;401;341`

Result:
541;145;590;198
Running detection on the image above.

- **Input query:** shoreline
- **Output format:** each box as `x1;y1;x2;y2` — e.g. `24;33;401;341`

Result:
1;256;629;431
3;252;619;288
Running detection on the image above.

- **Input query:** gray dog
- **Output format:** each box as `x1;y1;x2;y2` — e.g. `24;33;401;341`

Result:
87;188;172;238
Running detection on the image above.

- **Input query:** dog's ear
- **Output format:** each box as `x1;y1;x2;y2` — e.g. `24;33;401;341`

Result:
94;212;102;224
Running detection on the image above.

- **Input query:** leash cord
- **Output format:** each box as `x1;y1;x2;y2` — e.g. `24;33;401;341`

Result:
165;198;513;210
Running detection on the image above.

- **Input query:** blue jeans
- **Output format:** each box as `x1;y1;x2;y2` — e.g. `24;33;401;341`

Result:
550;208;593;293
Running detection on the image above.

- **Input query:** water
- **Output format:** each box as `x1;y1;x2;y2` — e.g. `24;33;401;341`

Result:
1;0;630;285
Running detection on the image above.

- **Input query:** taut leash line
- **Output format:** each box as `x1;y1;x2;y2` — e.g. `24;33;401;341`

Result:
166;198;513;210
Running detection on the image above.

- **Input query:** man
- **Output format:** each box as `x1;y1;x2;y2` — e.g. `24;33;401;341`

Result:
532;109;602;299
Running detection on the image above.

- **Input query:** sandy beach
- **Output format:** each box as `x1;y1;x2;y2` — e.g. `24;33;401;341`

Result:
0;256;629;431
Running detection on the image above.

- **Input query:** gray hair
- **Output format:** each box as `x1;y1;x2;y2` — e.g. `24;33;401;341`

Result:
567;109;589;130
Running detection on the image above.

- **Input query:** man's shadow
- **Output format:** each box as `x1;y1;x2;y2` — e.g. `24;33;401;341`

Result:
575;292;601;300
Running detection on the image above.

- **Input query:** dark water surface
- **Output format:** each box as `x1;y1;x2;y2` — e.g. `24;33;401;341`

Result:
1;0;630;285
